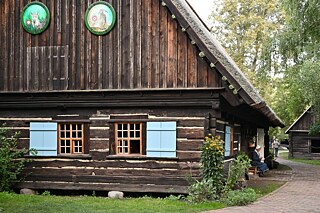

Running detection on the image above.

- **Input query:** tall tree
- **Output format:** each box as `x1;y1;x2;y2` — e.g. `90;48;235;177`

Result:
278;0;320;130
209;0;285;104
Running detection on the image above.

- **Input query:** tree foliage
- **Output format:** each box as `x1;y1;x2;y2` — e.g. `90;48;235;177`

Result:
278;0;320;128
0;125;32;192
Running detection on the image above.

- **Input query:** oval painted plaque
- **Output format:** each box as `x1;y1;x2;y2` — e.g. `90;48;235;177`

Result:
21;2;50;35
85;2;116;35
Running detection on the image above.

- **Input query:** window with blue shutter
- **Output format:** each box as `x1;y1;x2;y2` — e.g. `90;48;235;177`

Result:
224;125;233;157
146;122;176;158
30;122;58;156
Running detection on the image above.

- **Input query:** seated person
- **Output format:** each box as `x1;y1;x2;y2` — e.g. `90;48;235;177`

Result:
251;145;269;175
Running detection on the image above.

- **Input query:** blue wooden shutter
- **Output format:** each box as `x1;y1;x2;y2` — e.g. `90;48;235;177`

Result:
224;126;231;156
30;122;58;156
146;122;176;157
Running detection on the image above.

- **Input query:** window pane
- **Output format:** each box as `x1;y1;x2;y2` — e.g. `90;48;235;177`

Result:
61;140;65;146
130;124;135;130
135;124;140;130
78;131;82;138
136;131;140;138
123;131;128;138
118;124;122;130
66;140;70;146
61;147;65;153
123;124;128;130
61;125;65;130
66;147;70;153
130;131;135;138
130;140;140;154
66;131;70;138
72;124;77;130
72;131;77;138
66;125;70;130
61;131;65;138
118;131;122;138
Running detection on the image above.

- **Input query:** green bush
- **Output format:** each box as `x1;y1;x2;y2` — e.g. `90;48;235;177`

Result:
200;135;225;195
0;125;34;192
222;188;257;206
224;152;251;192
187;135;225;203
187;178;218;203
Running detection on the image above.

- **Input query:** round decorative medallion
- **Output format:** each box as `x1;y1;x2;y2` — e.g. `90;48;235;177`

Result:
21;2;50;35
85;2;116;35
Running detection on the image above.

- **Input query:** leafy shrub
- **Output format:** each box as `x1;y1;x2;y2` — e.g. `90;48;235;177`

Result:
0;125;34;192
222;188;257;206
41;190;51;196
224;152;251;192
187;178;218;203
200;135;225;196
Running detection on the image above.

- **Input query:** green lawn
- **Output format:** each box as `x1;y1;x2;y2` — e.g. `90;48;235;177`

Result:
279;151;320;166
0;192;225;213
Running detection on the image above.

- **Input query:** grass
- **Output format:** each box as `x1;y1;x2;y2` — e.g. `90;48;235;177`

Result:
0;192;225;213
248;180;286;198
279;151;320;166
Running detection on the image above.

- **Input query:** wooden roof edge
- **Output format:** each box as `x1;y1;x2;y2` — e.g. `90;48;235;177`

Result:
167;0;263;104
166;0;284;128
251;102;285;128
285;106;312;134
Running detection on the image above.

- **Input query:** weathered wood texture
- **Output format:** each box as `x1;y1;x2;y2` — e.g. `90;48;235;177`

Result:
289;133;320;160
0;0;219;92
17;158;200;193
290;111;315;131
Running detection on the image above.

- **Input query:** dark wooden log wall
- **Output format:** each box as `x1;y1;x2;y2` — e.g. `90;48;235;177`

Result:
0;0;219;92
0;105;217;193
289;133;320;160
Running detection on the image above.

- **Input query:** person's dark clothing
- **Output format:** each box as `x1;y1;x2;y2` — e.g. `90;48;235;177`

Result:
251;150;269;173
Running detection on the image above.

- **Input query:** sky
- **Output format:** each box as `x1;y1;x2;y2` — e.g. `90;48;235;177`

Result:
186;0;216;26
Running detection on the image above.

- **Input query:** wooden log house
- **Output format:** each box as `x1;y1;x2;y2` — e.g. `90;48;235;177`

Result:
286;107;320;159
0;0;284;194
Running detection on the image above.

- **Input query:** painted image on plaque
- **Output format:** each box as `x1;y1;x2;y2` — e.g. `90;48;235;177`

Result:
21;2;50;35
85;2;116;35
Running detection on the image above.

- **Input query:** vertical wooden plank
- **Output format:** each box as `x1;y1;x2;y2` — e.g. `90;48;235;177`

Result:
80;1;85;89
0;1;4;91
64;46;69;90
19;0;25;91
151;0;160;88
129;0;134;89
86;0;92;89
197;57;208;87
187;42;197;87
159;3;168;88
64;0;70;90
3;0;8;91
117;0;122;89
9;1;15;91
71;0;76;89
41;47;46;91
108;0;115;89
120;0;130;89
147;0;152;88
102;0;108;89
13;0;20;91
57;0;61;33
167;15;178;88
134;0;142;88
26;47;31;91
177;29;187;88
98;36;103;89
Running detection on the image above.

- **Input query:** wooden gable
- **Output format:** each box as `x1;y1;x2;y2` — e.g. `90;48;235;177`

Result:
0;0;220;92
286;107;315;132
